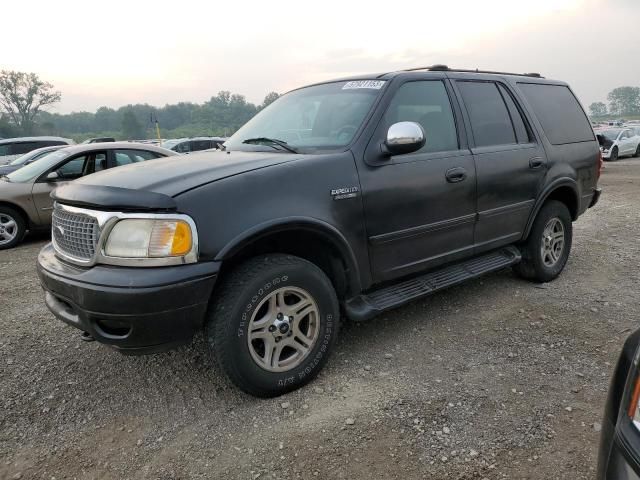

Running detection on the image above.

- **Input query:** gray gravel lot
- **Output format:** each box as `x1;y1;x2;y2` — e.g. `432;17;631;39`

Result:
1;158;639;479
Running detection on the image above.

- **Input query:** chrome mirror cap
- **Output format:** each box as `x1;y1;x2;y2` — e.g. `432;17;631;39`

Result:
384;121;426;156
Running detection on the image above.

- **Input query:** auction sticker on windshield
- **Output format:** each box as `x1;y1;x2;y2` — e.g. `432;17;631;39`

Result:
342;80;386;90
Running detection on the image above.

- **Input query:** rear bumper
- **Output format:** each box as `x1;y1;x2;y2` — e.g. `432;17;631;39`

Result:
37;243;219;354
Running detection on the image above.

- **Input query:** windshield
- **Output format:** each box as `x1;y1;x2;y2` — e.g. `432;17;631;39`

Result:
600;129;621;141
6;151;69;183
224;81;385;153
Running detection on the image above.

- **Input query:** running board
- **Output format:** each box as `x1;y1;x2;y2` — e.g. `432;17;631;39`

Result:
345;246;521;322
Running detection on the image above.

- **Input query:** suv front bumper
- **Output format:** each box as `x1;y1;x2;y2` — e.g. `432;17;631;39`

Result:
37;243;219;354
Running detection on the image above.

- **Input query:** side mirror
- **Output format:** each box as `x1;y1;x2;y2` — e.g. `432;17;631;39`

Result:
383;121;426;156
46;171;59;181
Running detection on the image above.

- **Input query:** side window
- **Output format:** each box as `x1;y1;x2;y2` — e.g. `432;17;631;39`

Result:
457;81;516;147
11;142;37;155
385;80;458;154
517;83;593;145
93;153;108;172
191;140;211;151
174;141;190;153
114;149;159;167
56;156;88;180
497;84;531;144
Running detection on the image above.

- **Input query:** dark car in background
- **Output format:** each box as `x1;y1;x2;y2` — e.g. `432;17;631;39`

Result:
0;142;177;249
0;145;67;176
0;136;75;165
161;136;226;153
597;329;640;479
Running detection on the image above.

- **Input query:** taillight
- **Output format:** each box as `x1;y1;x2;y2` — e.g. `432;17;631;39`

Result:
598;151;604;179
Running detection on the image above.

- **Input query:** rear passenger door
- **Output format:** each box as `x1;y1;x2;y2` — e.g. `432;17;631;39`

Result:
452;79;546;252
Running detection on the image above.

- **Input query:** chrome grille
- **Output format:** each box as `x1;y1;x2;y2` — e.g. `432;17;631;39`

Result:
52;207;100;261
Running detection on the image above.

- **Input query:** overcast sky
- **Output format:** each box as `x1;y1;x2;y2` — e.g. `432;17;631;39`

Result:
4;0;638;113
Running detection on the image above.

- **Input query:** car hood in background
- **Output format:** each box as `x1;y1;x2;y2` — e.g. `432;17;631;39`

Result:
72;150;301;198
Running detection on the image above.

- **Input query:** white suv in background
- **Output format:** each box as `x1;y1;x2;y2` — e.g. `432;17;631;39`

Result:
0;136;75;165
595;127;640;161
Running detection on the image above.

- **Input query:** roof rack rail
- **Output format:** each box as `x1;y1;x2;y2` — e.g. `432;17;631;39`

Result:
403;65;543;78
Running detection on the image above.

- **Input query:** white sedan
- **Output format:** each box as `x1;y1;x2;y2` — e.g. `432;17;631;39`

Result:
596;127;640;161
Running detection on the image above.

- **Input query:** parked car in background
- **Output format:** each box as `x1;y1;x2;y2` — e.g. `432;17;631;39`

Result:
0;145;67;176
0;136;75;165
595;127;640;161
0;142;177;249
597;328;640;479
37;66;601;397
162;137;226;153
81;137;116;144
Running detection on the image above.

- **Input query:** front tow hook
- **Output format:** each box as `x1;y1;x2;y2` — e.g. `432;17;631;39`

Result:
80;331;95;342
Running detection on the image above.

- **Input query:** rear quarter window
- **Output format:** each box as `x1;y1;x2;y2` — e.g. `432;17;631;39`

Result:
517;83;594;145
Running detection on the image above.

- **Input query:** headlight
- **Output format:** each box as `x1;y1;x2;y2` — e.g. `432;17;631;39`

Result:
105;218;194;259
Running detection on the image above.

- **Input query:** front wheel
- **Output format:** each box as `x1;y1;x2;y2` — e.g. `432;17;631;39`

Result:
609;147;619;162
0;206;26;250
634;144;640;158
206;254;339;397
513;200;572;283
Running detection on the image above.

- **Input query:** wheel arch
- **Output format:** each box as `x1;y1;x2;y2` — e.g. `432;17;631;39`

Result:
215;217;362;299
523;180;579;239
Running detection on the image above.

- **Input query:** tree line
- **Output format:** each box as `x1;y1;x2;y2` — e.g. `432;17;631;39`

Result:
589;86;640;118
0;70;279;141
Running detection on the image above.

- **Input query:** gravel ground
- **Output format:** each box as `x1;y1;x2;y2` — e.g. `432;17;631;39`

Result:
1;158;639;480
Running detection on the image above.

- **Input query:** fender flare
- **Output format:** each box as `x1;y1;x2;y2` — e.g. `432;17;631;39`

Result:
215;216;362;294
523;178;579;239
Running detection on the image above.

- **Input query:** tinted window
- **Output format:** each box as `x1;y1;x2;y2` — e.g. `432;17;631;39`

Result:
457;81;516;147
497;84;531;143
114;149;159;166
191;140;211;151
518;83;593;145
173;141;190;153
11;142;38;155
56;156;88;179
385;81;458;153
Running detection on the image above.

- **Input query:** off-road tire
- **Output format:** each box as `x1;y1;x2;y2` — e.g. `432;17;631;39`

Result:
0;206;26;250
513;200;572;283
205;254;340;397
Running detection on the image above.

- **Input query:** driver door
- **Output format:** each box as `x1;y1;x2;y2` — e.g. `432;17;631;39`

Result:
359;79;477;282
31;151;107;225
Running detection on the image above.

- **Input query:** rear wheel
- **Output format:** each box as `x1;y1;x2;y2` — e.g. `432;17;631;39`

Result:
0;206;26;250
206;254;339;397
634;144;640;158
513;200;572;283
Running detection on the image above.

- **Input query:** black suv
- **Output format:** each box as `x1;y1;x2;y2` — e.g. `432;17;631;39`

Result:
37;66;602;397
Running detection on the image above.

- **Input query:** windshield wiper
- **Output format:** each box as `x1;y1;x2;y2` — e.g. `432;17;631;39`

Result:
242;137;298;153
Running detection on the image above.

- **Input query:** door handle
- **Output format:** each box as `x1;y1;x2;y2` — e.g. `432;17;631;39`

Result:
445;167;467;183
529;157;545;169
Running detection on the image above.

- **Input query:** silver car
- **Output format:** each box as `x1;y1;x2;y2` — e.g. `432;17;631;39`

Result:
0;142;177;249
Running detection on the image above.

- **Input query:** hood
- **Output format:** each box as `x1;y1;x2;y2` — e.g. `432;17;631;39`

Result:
73;150;301;197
